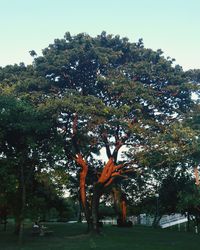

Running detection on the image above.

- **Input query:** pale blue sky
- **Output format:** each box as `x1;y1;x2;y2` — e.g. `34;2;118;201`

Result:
0;0;200;70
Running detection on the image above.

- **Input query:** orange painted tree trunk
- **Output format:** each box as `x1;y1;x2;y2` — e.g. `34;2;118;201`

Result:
74;155;133;233
64;116;135;233
90;157;131;232
121;199;127;224
112;187;121;220
112;188;127;226
74;154;91;231
74;154;121;232
75;156;117;233
194;167;199;186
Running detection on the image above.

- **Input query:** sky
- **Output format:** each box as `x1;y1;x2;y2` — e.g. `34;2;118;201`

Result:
0;0;200;70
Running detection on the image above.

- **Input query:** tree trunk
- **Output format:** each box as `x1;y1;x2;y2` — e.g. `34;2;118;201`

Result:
195;215;200;234
0;208;8;232
187;212;190;232
18;176;26;245
14;215;21;235
79;169;91;231
77;197;82;223
3;216;7;232
121;200;127;224
76;154;91;230
91;183;103;234
112;187;121;221
84;202;92;232
14;165;26;245
152;215;162;228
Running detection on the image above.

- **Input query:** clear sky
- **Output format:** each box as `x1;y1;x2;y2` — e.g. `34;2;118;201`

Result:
0;0;200;70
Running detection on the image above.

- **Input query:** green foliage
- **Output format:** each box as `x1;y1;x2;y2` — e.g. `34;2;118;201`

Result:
177;182;200;215
99;204;116;218
0;93;67;224
26;32;196;172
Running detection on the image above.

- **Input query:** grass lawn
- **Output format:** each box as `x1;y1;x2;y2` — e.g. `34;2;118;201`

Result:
0;222;200;250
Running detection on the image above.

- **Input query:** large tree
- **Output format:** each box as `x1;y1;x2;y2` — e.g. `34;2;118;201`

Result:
1;32;196;233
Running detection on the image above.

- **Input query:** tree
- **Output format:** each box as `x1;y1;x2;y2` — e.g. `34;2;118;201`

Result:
32;32;197;233
0;93;65;241
1;32;196;233
177;179;200;232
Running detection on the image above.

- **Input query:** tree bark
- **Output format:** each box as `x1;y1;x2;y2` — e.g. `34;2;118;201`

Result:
14;165;26;246
0;208;8;232
76;154;91;231
84;202;92;232
112;188;121;223
91;183;103;234
77;195;82;223
187;212;190;232
152;215;162;228
121;200;127;224
18;174;26;245
14;215;21;235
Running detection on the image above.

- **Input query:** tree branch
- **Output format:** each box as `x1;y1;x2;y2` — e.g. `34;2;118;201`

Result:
102;131;112;159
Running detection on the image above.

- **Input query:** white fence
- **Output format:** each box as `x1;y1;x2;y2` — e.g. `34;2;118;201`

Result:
68;214;187;228
139;213;188;228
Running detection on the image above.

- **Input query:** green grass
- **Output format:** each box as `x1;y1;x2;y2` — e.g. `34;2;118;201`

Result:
0;223;200;250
